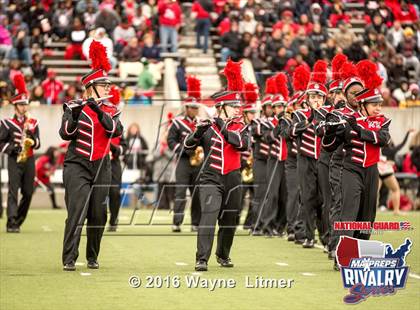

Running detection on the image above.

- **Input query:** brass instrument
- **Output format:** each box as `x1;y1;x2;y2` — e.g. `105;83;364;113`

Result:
241;153;254;183
17;114;35;163
190;146;204;166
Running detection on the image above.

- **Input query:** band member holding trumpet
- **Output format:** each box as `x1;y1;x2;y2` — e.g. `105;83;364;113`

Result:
184;60;249;271
323;60;391;267
167;76;202;232
239;82;258;229
291;63;326;249
0;72;40;233
259;73;289;237
59;41;123;271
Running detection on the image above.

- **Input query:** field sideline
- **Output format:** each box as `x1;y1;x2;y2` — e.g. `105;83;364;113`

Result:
1;209;419;310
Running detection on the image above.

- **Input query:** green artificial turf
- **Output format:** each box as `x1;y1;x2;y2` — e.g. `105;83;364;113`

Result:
1;209;419;310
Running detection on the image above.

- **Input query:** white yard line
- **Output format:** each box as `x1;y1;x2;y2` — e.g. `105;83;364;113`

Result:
275;262;289;266
301;272;316;276
191;272;202;276
80;272;91;276
75;262;85;266
41;225;52;232
175;262;188;266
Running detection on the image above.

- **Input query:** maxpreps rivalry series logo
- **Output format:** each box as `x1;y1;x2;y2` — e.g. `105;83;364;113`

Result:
336;237;412;304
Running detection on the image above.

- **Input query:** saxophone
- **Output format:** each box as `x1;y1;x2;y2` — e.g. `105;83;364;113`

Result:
241;153;254;183
190;146;204;167
17;115;35;163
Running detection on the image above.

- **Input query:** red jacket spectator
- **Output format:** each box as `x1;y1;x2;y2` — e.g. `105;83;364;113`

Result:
41;71;64;105
192;1;211;19
218;17;230;36
158;0;182;27
272;10;300;35
35;155;56;186
394;3;418;24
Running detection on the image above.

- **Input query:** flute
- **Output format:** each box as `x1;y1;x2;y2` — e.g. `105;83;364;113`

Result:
65;95;113;110
325;116;368;127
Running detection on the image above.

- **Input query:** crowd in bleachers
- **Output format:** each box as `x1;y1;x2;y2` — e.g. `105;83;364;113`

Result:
213;0;420;107
0;0;185;106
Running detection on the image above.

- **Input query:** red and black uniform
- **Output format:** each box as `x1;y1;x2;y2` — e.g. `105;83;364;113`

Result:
0;115;40;230
323;112;391;240
167;116;201;227
108;134;128;228
291;108;325;243
258;115;288;234
35;154;59;209
59;99;122;266
279;113;303;238
248;117;271;230
185;117;249;263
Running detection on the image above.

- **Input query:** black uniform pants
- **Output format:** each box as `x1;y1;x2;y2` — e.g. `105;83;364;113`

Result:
7;156;35;228
328;154;344;251
285;156;300;235
297;155;324;241
339;164;379;240
35;179;59;209
249;158;267;229
109;159;122;226
62;157;111;265
196;170;242;262
238;179;254;227
173;157;201;226
259;157;287;232
318;161;332;248
0;168;3;217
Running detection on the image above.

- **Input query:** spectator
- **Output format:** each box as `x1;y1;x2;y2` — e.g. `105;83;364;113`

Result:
192;0;213;54
309;22;329;59
113;17;136;55
393;0;418;25
299;14;314;35
60;84;79;103
122;0;139;24
8;13;29;38
29;27;45;51
328;0;350;27
30;85;47;105
220;20;242;62
376;34;396;67
376;0;394;28
254;22;268;44
309;3;327;27
324;37;338;60
344;38;367;62
364;29;378;51
64;17;87;60
176;58;187;91
94;7;121;35
270;47;289;71
265;28;283;62
41;70;64;105
333;21;356;50
291;27;314;55
381;88;398;107
239;10;257;35
137;58;157;104
254;3;274;26
9;30;32;66
400;84;420;108
124;123;149;170
83;3;99;30
294;0;311;17
99;0;116;11
367;13;388;35
397;27;420;79
121;37;142;62
272;10;299;35
158;0;182;53
243;36;266;84
142;33;161;61
52;0;73;39
298;44;315;68
388;54;410;90
387;21;404;48
76;0;99;15
0;16;12;59
141;0;159;21
392;79;410;103
31;53;48;82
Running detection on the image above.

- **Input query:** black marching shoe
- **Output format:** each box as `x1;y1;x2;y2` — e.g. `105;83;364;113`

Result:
294;238;305;245
6;226;20;233
328;250;335;260
302;239;315;248
287;233;295;242
333;258;340;271
216;256;234;268
63;262;76;271
87;260;99;269
107;225;117;232
323;245;329;254
172;225;181;233
191;225;198;232
195;260;208;271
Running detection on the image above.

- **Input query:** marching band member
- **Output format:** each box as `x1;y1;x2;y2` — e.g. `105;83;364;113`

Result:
167;76;202;232
107;86;128;232
0;72;40;233
35;146;61;209
239;82;259;229
259;73;289;237
60;40;123;271
323;60;391;270
251;77;276;235
291;64;326;248
184;60;249;271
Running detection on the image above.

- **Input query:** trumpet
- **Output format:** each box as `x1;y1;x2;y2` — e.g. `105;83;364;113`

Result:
17;114;35;164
